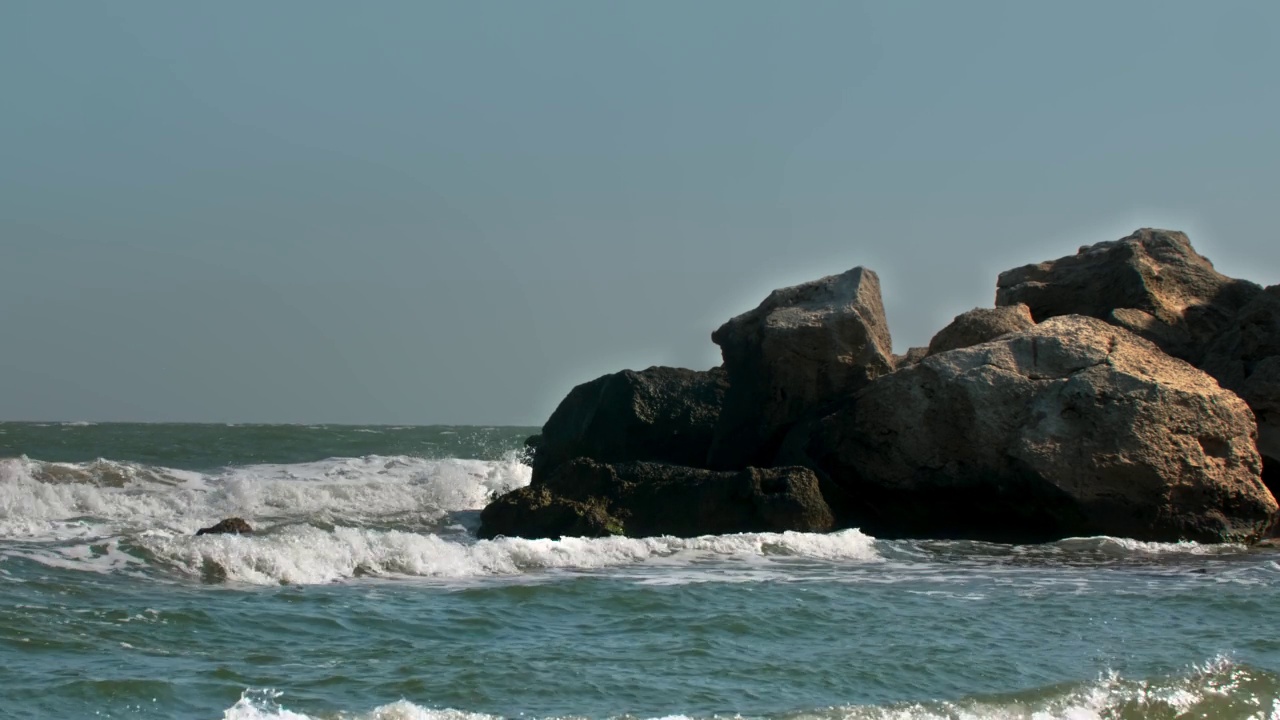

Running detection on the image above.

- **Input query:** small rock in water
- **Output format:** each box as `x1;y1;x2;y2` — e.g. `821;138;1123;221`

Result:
195;518;253;536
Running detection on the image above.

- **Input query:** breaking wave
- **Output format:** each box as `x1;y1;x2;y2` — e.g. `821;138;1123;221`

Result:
2;454;1276;586
0;454;530;541
142;526;881;585
221;657;1280;719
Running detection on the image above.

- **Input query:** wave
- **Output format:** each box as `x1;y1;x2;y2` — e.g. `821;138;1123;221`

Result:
141;526;881;585
4;454;1277;586
220;657;1280;719
0;454;530;543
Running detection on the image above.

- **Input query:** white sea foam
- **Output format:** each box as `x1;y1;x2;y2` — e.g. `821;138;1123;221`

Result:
224;691;500;720
143;526;881;585
217;657;1280;719
798;656;1280;720
0;453;531;579
0;454;529;543
1052;535;1249;556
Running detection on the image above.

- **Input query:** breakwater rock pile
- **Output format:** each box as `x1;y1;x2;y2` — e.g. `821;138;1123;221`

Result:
479;229;1280;543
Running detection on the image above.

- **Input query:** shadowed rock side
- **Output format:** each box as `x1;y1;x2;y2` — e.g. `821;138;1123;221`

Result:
708;266;893;470
893;346;929;370
927;304;1035;356
799;316;1277;544
1200;290;1280;495
530;366;728;483
996;228;1262;364
477;459;834;540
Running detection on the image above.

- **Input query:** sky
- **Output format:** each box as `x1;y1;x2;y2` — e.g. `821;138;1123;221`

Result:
2;1;1279;425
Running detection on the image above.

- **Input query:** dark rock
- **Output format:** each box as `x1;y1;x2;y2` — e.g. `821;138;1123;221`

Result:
927;304;1035;356
799;316;1277;543
1264;455;1280;501
476;484;620;540
893;347;929;369
995;228;1262;363
532;366;728;482
196;518;253;536
708;266;894;469
477;459;834;540
1200;292;1280;487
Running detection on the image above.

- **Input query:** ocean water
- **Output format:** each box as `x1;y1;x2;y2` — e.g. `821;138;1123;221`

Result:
2;423;1280;719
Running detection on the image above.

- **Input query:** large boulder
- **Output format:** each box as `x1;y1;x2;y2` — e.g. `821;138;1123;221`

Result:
995;229;1262;364
477;459;834;540
707;266;894;469
531;366;728;482
800;316;1277;543
927;304;1035;356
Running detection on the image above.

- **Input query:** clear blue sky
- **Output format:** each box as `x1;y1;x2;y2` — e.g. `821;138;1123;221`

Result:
3;1;1278;425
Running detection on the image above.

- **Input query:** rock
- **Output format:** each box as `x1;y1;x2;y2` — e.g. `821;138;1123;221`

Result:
893;347;929;369
995;228;1261;363
196;518;253;536
994;227;1280;490
927;304;1035;356
1200;291;1280;494
708;266;894;469
476;484;621;540
800;316;1277;543
477;459;834;540
532;366;728;482
1244;357;1280;494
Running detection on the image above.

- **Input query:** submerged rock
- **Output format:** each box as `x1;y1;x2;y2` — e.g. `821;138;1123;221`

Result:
477;459;833;540
196;518;253;536
800;316;1277;543
531;366;727;482
708;266;894;469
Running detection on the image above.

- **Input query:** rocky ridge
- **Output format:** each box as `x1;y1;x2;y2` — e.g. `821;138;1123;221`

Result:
489;229;1279;543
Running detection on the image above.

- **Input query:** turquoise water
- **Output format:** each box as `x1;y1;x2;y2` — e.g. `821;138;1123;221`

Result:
2;422;1280;719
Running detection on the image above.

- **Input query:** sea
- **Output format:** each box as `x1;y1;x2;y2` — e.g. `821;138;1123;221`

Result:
2;422;1280;720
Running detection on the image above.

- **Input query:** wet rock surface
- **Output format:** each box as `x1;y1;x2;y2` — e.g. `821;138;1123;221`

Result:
196;518;253;536
478;459;833;540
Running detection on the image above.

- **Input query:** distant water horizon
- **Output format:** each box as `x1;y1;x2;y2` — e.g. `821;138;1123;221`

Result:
2;421;1279;719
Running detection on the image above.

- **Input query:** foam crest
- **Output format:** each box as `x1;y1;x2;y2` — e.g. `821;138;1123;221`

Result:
224;691;501;720
0;454;530;544
807;656;1278;720
218;658;1280;720
1052;536;1249;557
144;527;880;585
